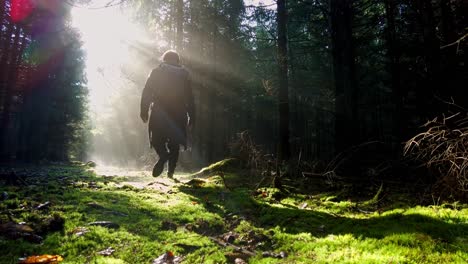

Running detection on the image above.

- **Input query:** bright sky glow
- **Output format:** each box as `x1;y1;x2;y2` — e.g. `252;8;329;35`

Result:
71;0;275;114
71;2;150;113
246;0;276;9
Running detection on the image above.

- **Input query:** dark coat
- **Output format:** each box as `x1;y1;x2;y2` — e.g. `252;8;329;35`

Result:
140;63;195;148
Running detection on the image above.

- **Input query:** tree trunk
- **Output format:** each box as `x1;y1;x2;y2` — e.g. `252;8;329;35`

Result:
330;0;358;154
415;0;441;118
207;1;218;163
0;23;20;158
176;0;184;51
0;0;6;40
384;0;403;147
277;0;290;161
0;27;26;158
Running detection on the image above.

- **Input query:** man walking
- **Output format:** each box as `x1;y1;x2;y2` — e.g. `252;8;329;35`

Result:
140;50;195;179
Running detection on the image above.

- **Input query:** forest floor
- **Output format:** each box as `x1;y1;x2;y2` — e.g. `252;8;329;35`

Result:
0;164;467;264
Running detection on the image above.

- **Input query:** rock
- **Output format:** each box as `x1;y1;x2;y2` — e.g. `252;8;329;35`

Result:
299;202;308;209
88;221;119;229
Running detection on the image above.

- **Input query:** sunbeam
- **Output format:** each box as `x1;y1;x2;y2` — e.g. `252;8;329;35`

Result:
71;4;151;113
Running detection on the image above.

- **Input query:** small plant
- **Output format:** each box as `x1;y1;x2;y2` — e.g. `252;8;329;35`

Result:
404;112;468;200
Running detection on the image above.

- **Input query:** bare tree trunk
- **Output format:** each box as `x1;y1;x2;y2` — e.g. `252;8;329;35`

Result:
0;23;19;158
330;0;358;154
384;0;403;147
277;0;290;161
176;0;184;51
0;0;6;41
0;27;26;158
207;1;218;163
415;0;441;118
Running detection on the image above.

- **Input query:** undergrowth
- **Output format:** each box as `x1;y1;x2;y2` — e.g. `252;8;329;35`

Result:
0;165;467;263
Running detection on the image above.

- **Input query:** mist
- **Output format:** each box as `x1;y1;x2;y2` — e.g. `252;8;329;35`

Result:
71;4;196;171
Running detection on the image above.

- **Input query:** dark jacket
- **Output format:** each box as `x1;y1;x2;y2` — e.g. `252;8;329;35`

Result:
140;63;195;148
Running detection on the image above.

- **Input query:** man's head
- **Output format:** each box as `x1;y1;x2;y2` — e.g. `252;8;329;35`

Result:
162;50;180;65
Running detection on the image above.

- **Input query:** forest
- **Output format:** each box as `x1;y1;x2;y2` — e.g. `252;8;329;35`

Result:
0;0;467;263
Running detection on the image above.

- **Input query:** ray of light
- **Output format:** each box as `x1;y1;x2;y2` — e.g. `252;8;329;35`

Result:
71;4;154;113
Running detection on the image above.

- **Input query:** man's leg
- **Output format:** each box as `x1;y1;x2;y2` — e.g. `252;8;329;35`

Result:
167;140;180;178
153;137;169;177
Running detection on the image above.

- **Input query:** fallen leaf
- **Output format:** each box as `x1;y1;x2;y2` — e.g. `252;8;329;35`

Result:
70;227;89;237
97;247;115;256
18;255;63;264
152;251;183;264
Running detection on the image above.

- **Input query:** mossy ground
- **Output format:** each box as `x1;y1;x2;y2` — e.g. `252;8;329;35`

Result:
0;165;467;263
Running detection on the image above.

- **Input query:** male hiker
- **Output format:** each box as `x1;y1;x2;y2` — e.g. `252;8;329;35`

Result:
140;50;195;179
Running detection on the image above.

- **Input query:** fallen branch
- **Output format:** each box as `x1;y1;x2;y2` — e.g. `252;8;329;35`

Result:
208;236;256;257
440;33;468;52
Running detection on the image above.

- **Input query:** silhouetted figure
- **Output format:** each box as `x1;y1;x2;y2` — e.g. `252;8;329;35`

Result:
140;50;195;179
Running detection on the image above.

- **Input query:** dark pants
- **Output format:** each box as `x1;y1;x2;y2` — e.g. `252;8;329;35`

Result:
153;136;180;175
149;107;186;175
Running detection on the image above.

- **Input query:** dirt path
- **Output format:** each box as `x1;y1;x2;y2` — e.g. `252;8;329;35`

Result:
93;166;192;192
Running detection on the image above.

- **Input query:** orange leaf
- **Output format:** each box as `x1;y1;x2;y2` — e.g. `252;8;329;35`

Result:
19;255;63;264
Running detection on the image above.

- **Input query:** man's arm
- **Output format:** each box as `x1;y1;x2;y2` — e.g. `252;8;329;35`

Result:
140;69;157;123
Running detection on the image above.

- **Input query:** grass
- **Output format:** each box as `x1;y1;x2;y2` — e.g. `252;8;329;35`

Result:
0;164;467;263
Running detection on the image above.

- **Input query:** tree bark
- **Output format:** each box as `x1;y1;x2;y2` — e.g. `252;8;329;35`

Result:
277;0;291;161
384;0;403;147
0;26;26;158
0;23;19;157
414;0;441;118
330;0;358;154
176;0;184;51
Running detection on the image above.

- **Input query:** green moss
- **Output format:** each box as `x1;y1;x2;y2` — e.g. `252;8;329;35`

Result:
190;158;240;177
0;165;467;263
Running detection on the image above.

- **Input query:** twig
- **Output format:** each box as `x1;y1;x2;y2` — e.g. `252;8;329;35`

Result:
209;236;256;257
440;33;468;53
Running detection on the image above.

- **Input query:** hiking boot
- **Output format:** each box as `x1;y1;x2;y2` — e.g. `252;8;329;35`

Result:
167;172;174;179
167;172;179;183
152;160;165;177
